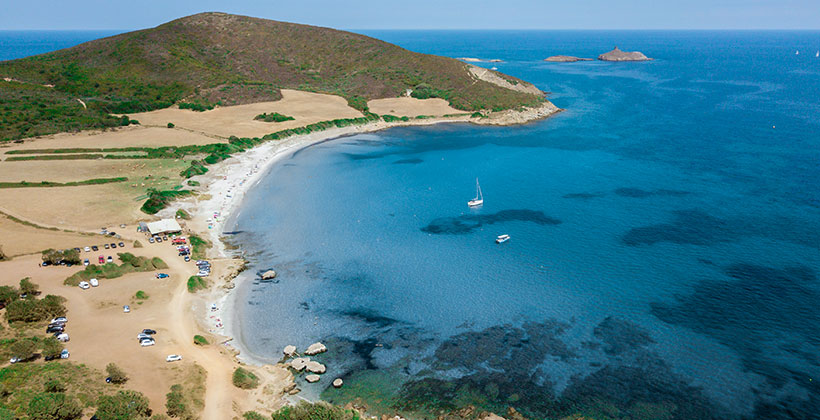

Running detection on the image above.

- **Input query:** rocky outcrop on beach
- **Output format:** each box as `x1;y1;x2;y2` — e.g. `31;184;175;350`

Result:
474;101;561;126
260;269;277;279
305;342;327;355
283;345;296;357
305;374;321;383
289;357;309;371
305;360;326;374
544;55;593;62
598;46;652;61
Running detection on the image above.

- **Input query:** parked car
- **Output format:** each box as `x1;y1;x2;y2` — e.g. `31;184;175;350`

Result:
60;349;70;359
140;339;155;347
137;333;152;341
123;305;130;313
155;237;163;243
56;333;70;342
83;259;90;266
156;273;169;279
84;246;91;252
99;255;105;264
91;245;99;251
104;244;110;249
108;231;117;236
166;354;182;362
90;278;99;287
118;242;125;247
148;237;155;244
107;256;113;263
184;256;191;262
46;325;64;333
142;329;157;335
110;243;117;249
78;281;90;290
9;357;20;364
51;317;67;323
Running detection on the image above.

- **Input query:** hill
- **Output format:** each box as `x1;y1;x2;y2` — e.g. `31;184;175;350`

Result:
0;12;545;142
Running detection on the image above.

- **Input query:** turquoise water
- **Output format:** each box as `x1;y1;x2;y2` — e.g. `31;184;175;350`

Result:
230;31;820;419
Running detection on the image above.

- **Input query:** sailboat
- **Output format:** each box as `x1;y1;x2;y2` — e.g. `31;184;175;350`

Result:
816;51;819;58
795;50;799;55
468;178;484;207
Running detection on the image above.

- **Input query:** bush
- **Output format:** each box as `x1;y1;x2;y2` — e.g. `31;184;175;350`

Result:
178;102;214;112
133;240;143;248
0;245;6;261
186;276;207;293
231;367;259;389
5;295;66;323
41;249;80;265
165;384;188;418
64;254;166;285
271;401;360;420
41;337;63;360
188;235;209;260
10;339;37;361
26;392;82;420
105;363;128;384
193;335;209;346
19;277;40;296
167;122;175;128
95;391;151;420
43;378;66;393
141;189;193;214
254;112;295;122
0;285;19;306
243;412;267;420
135;290;149;300
175;209;191;220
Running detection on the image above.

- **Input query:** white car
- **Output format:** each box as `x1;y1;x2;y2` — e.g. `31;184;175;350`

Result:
56;333;70;342
140;339;155;347
166;354;182;362
78;281;90;290
9;357;20;364
84;246;91;252
123;305;130;313
60;349;70;359
89;278;99;287
51;317;68;324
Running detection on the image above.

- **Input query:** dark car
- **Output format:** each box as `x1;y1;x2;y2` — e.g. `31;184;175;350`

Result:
91;245;99;251
73;247;81;253
110;243;117;249
44;354;59;361
142;329;157;335
156;237;162;243
118;242;125;247
108;232;117;236
46;326;64;333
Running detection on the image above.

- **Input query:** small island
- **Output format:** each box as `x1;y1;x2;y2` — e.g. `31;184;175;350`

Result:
598;46;652;61
544;55;593;62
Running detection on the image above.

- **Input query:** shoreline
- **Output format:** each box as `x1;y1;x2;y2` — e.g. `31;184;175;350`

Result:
162;102;561;407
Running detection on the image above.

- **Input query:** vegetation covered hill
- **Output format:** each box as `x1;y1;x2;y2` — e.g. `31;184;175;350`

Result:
0;12;544;141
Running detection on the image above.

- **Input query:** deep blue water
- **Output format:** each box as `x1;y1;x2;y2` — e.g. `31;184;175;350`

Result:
230;31;820;419
5;30;819;419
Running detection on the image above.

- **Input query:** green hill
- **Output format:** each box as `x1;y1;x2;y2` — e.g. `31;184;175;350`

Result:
0;12;544;142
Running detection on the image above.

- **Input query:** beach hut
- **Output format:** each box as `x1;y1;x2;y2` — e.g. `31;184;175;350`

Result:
146;219;182;236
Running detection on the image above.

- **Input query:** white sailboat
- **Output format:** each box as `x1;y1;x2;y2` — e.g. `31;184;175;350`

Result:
467;178;484;207
795;50;799;55
816;51;819;58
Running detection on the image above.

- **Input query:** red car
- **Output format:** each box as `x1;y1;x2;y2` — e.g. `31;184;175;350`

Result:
98;255;105;264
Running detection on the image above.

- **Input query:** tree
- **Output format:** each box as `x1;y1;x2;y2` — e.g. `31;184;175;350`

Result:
20;277;40;296
106;363;128;384
95;390;151;420
44;378;66;393
41;249;80;265
232;367;259;389
26;392;82;420
10;339;37;361
0;285;18;306
42;338;63;360
38;295;67;319
165;384;188;418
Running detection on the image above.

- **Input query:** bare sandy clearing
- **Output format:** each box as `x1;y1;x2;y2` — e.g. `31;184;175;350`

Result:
367;97;463;117
128;89;365;138
0;216;98;256
0;159;186;183
0;125;221;153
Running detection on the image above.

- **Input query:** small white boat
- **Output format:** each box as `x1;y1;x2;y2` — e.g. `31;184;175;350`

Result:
816;51;819;58
496;234;510;244
795;50;800;55
467;178;484;207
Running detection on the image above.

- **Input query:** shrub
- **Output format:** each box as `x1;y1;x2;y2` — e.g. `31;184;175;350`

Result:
254;112;294;122
41;337;63;360
0;285;19;306
187;180;200;187
175;209;191;220
105;363;128;384
141;189;192;214
10;339;37;361
186;276;207;293
193;335;208;346
271;401;360;420
135;290;149;300
178;102;214;112
167;122;175;128
5;295;66;323
19;277;39;296
232;367;259;389
133;240;143;248
43;378;66;393
26;392;82;420
243;412;267;420
0;245;6;261
64;254;166;285
41;249;80;265
188;235;209;260
165;384;188;418
95;391;151;420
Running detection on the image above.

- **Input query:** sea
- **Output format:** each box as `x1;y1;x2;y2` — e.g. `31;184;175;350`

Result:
6;30;820;420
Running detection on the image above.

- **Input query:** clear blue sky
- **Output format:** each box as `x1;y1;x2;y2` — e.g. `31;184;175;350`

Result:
2;0;819;30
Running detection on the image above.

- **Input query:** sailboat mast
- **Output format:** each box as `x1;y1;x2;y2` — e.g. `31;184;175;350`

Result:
476;178;483;200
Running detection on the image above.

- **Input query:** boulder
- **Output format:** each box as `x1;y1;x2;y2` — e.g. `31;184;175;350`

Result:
305;342;327;355
283;345;297;357
288;387;301;395
598;46;652;62
305;361;326;374
305;374;321;383
333;378;343;388
289;357;309;371
260;270;277;280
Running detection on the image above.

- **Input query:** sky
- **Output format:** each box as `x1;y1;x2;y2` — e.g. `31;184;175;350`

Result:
1;0;820;30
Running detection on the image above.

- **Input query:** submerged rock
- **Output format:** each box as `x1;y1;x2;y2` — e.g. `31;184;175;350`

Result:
333;378;343;388
305;342;327;355
283;345;297;357
306;360;326;374
260;269;277;280
598;46;652;61
544;55;593;62
305;374;321;383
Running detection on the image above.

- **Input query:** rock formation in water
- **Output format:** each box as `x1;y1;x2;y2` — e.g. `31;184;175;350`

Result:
305;342;327;355
598;47;652;61
544;55;593;62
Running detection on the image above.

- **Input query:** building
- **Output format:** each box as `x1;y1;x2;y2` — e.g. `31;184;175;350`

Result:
145;219;182;236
